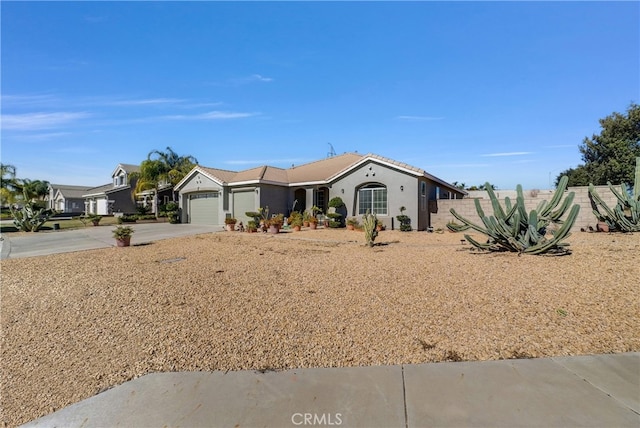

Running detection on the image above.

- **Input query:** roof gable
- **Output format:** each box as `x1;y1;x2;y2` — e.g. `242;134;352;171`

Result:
111;163;140;178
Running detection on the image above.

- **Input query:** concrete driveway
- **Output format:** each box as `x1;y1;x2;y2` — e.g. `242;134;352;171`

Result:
0;222;222;260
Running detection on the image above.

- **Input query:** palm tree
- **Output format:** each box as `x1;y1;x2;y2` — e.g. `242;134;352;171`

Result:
1;163;19;206
148;146;198;187
19;179;51;201
132;147;198;216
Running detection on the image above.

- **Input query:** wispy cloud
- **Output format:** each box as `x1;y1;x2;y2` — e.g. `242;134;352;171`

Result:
2;94;59;107
209;74;275;86
108;98;184;106
249;74;274;83
480;152;533;157
163;111;259;121
395;115;444;121
10;132;73;141
2;112;91;130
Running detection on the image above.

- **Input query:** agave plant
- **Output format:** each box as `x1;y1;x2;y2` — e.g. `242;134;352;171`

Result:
10;200;53;232
448;176;580;255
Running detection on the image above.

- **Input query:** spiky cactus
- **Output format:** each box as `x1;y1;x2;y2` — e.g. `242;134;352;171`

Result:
362;210;378;247
588;172;640;233
448;176;580;255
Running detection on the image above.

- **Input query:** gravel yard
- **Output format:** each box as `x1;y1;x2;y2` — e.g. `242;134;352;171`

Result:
1;229;639;426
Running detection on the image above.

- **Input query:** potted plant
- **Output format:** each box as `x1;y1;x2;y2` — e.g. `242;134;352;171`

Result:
266;213;284;234
327;197;345;227
288;211;303;231
346;217;359;230
308;215;318;229
225;217;237;231
376;219;385;232
397;206;412;232
246;220;258;233
302;210;311;227
113;225;134;247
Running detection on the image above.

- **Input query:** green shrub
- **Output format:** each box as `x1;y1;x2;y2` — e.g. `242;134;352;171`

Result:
328;197;344;208
117;214;138;224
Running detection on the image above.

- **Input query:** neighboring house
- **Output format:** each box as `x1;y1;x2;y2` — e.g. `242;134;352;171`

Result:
136;182;175;215
47;184;92;213
83;164;141;215
174;153;466;230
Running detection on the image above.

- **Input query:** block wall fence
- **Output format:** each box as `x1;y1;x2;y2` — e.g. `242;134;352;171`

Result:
430;186;619;232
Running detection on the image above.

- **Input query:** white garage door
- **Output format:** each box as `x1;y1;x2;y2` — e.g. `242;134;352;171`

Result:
189;192;219;225
233;191;256;225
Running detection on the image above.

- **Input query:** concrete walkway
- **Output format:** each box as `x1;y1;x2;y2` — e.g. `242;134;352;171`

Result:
22;353;639;427
0;222;222;259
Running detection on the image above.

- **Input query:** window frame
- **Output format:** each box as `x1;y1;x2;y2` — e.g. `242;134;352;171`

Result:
358;185;388;215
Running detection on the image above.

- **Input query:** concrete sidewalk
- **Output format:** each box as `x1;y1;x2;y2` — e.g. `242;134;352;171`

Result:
22;352;639;427
1;223;222;259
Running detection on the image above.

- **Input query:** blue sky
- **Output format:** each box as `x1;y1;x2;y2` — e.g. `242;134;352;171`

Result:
2;1;638;189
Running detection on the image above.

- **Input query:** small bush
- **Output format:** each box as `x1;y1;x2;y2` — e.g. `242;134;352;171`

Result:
117;214;138;224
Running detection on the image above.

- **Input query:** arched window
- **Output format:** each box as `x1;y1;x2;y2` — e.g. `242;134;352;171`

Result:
358;183;387;215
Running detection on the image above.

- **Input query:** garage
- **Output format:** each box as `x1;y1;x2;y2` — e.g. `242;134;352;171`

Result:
232;190;256;225
188;192;219;225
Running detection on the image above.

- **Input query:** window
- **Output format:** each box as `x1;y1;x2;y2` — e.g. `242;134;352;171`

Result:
358;185;387;215
114;174;126;187
315;187;328;213
420;182;427;211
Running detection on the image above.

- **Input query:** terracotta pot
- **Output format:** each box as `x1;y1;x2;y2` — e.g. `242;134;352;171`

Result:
226;224;236;231
347;224;355;230
596;222;609;232
309;222;317;230
303;221;310;227
292;225;301;231
116;237;131;247
268;225;280;234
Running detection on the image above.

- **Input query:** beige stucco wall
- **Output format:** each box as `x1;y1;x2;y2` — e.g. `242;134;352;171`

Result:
430;186;619;232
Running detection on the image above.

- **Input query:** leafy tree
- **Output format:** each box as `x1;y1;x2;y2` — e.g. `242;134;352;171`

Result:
556;103;640;187
18;179;50;201
465;183;496;191
132;147;198;215
1;163;19;206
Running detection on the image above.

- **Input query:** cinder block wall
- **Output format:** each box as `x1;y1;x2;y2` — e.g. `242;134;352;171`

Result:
430;186;619;232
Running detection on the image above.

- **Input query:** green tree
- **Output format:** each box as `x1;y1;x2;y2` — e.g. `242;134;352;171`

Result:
1;163;19;206
132;147;198;215
556;103;640;187
19;179;50;201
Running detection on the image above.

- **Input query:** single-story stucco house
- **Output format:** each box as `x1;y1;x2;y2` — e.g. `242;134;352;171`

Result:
174;153;466;230
47;184;92;214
